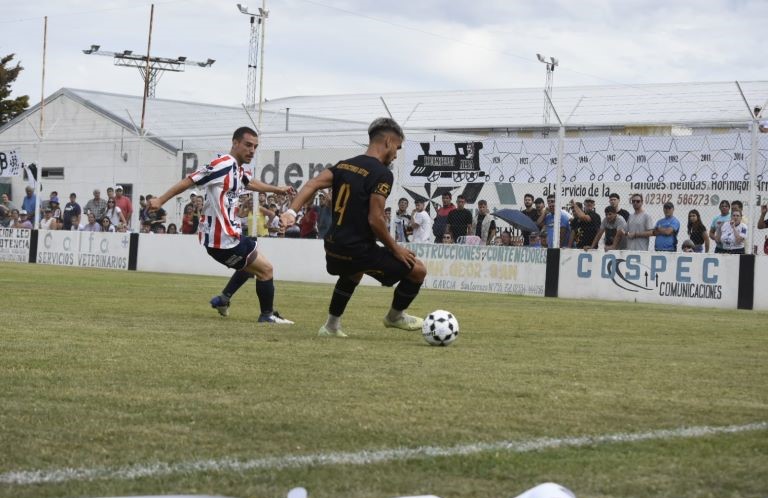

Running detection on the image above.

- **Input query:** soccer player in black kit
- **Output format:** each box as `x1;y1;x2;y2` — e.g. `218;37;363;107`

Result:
281;118;427;337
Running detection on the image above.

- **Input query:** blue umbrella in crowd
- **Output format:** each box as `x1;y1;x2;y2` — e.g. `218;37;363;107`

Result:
490;208;539;233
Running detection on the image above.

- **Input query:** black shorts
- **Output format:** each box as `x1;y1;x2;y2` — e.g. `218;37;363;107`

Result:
206;236;257;270
326;245;411;287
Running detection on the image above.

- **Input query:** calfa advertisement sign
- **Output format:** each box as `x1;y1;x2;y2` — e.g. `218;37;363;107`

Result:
36;231;131;270
558;249;740;309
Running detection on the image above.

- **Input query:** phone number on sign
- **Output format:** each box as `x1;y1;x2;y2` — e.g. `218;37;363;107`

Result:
645;193;712;206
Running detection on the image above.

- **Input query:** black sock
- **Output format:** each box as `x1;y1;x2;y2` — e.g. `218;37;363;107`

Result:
256;278;275;315
329;276;359;317
222;270;252;299
391;279;422;312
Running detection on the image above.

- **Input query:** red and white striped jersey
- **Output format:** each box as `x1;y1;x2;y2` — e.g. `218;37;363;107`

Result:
187;154;251;249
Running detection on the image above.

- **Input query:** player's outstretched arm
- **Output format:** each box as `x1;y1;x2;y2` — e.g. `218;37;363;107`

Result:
151;177;195;209
246;179;295;196
281;169;333;227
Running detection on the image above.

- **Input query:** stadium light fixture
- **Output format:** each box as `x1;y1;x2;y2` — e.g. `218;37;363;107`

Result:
536;52;559;131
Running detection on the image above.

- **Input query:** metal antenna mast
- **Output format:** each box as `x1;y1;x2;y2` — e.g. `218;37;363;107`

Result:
82;45;215;98
536;53;559;129
237;3;269;110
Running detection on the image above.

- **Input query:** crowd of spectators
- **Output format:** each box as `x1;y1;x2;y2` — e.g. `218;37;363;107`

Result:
3;185;767;254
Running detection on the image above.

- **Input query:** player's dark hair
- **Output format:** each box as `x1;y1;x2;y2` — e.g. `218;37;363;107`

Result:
233;126;258;141
368;117;404;141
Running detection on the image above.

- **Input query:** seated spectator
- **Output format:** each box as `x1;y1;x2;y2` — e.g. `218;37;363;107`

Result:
267;204;283;237
499;231;513;246
80;212;102;231
49;196;62;224
153;224;167;234
0;204;10;227
116;222;128;233
38;208;58;230
441;232;455;244
528;231;542;248
167;223;178;234
140;221;152;234
145;196;167;230
69;214;84;231
681;239;695;253
758;203;767;230
100;217;116;232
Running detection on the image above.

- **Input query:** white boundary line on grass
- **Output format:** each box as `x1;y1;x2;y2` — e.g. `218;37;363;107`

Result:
2;422;766;486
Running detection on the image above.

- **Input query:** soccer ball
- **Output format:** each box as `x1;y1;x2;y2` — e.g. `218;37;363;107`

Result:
422;310;459;346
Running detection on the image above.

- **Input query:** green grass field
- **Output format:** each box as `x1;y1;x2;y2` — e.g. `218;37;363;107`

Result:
1;262;767;498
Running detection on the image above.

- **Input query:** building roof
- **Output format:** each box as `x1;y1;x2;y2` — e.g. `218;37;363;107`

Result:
261;81;768;131
0;88;369;152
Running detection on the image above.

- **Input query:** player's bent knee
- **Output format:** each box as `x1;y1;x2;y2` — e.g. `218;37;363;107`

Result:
408;259;427;283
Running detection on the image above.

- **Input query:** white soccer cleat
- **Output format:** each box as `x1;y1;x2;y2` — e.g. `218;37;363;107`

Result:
383;313;423;331
258;311;294;324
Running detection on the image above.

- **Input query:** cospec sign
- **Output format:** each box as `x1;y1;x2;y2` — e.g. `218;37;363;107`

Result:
558;249;740;308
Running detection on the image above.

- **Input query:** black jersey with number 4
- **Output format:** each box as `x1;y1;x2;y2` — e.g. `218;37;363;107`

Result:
324;154;393;257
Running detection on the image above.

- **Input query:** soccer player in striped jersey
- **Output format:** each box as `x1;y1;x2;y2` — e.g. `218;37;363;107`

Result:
150;126;294;324
281;118;427;337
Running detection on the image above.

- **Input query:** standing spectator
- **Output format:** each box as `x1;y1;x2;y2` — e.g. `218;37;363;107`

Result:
569;198;601;249
113;186;133;226
433;192;455;242
62;193;81;230
0;205;9;227
299;197;319;238
14;209;33;229
446;194;473;242
653;202;680;252
687;209;710;253
521;193;538;245
21;186;36;221
181;205;196;234
183;191;198;213
537;194;570;248
80;212;102;231
609;192;630;222
410;199;433;243
84;189;108;221
753;106;768;133
316;190;333;239
758;204;767;230
41;191;58;212
167;223;179;234
192;195;204;232
1;193;16;212
590;205;627;251
714;209;747;254
624;193;655;251
38;208;57;230
394;198;412;242
709;199;731;253
138;195;149;224
104;199;126;227
49;196;62;225
146;199;167;231
471;199;497;245
106;186;115;201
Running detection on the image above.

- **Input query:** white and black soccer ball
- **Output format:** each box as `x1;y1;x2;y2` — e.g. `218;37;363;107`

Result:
422;310;459;346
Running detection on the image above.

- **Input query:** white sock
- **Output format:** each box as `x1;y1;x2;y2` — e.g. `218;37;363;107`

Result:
325;314;341;330
386;309;404;322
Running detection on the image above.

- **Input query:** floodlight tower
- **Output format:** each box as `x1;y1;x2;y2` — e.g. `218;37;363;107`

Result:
82;44;215;98
237;2;269;111
536;53;559;128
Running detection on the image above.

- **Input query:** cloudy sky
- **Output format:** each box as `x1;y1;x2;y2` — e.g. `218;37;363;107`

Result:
3;0;766;107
